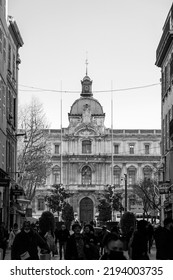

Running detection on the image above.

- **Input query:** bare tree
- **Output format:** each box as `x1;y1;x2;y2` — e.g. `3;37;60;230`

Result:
17;98;52;201
133;178;160;218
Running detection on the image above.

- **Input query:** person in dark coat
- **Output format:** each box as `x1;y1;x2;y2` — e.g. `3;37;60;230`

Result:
129;220;149;260
55;224;70;260
100;233;126;260
83;224;100;260
0;222;9;259
11;221;50;260
154;217;173;260
65;223;86;260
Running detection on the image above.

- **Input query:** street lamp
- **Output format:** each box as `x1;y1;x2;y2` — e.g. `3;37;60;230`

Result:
124;174;128;212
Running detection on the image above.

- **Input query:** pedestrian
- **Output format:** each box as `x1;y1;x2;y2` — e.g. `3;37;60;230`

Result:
0;222;9;260
11;221;50;260
65;222;86;260
154;217;173;260
44;230;57;258
83;224;100;259
100;233;127;260
8;223;20;258
55;224;70;260
129;220;149;260
147;222;154;254
98;225;109;255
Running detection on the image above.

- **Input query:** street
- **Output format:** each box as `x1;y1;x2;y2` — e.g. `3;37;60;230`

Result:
4;243;156;260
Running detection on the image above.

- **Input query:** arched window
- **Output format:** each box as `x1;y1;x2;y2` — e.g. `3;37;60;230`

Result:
81;166;92;184
143;165;152;180
52;165;60;184
128;166;136;185
82;140;91;154
113;166;121;185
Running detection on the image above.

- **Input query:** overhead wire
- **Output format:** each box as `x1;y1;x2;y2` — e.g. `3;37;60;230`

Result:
19;82;161;93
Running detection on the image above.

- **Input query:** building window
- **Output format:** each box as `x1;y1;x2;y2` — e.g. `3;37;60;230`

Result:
143;165;152;180
82;140;91;154
2;84;5;116
3;36;6;62
0;27;2;53
8;43;11;70
54;144;60;154
114;144;119;154
37;198;45;211
128;166;136;185
129;143;135;154
52;165;60;184
144;144;150;154
12;53;15;79
113;166;121;185
81;166;92;184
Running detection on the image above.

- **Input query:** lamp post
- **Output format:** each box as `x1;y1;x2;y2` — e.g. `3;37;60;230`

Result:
124;174;128;212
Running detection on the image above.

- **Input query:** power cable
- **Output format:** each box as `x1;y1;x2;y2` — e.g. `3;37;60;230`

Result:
19;82;161;93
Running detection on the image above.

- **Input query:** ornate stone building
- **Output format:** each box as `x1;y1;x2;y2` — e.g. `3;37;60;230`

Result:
32;73;161;223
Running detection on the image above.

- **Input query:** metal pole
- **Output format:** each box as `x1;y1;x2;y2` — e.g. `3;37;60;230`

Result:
124;174;127;212
111;81;114;186
111;81;114;221
60;81;63;185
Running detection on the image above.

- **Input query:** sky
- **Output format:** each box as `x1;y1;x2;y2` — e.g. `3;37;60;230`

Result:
8;0;173;129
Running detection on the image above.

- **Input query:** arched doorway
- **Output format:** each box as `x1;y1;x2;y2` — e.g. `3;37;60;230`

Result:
80;197;93;223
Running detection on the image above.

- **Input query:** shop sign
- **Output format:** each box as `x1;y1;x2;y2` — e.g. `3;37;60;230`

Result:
159;183;170;194
11;185;24;196
0;178;10;187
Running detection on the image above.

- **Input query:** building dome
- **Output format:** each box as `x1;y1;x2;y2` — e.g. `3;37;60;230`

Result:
70;97;104;115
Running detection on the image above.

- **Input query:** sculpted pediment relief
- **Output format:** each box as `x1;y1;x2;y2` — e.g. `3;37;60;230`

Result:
76;129;97;136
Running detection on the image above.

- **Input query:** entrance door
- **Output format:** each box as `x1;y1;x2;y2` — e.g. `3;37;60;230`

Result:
80;197;93;224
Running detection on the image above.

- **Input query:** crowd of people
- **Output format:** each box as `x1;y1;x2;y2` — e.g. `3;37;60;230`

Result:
0;216;173;260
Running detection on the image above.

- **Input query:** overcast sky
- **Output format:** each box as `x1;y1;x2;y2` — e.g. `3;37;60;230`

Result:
8;0;173;129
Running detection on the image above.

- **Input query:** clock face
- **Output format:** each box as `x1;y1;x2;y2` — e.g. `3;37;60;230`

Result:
85;85;89;91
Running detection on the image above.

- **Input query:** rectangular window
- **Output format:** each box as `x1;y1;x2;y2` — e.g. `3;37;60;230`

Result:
114;144;119;154
3;36;6;62
2;84;5;116
82;140;91;154
0;27;2;53
144;144;150;155
129;144;135;154
54;144;60;154
12;53;15;79
2;144;5;168
37;199;45;211
8;44;11;70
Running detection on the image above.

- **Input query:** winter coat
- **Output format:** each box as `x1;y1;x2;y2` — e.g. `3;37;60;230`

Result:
154;226;173;260
11;229;49;260
55;229;70;244
65;234;86;260
83;232;100;260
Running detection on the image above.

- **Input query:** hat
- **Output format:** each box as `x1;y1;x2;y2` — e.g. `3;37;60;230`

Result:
72;222;82;231
84;224;94;232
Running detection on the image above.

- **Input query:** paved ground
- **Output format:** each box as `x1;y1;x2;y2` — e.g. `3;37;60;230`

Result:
4;244;156;260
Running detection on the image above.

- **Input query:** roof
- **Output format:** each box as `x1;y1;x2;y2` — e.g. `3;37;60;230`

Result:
69;97;104;115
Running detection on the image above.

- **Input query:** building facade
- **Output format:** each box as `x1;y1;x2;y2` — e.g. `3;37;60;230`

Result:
156;3;173;218
0;0;23;227
32;74;161;223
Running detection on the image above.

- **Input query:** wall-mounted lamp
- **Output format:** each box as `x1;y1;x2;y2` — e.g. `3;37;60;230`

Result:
15;132;28;143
